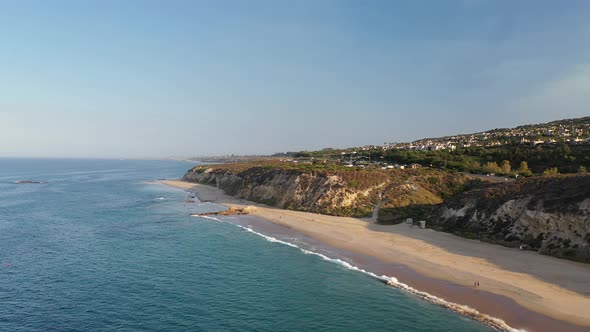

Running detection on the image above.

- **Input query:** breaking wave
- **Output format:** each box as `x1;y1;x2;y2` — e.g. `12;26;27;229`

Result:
200;216;526;332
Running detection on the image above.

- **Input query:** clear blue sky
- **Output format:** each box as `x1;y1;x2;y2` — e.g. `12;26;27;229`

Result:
1;0;589;158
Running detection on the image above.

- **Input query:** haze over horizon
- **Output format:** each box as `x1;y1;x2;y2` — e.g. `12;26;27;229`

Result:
2;1;590;159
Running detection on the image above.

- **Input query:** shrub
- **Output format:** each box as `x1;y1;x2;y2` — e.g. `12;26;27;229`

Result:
543;167;559;175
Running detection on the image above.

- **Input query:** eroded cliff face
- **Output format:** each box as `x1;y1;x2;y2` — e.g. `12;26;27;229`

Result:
431;175;590;262
183;166;384;216
182;164;471;218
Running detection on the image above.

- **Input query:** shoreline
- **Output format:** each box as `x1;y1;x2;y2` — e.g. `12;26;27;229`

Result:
160;180;590;332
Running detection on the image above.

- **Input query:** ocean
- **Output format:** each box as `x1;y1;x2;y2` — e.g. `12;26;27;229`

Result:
0;159;493;331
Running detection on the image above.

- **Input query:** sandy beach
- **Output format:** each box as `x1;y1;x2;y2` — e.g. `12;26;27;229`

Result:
161;180;590;332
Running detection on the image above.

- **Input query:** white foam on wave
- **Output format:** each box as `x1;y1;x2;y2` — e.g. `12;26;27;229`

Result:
199;215;223;222
201;217;526;332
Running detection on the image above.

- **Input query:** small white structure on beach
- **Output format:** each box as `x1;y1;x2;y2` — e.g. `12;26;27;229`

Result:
419;220;426;229
406;218;413;224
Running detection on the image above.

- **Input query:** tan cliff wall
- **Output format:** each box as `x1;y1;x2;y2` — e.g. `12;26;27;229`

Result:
182;164;471;218
430;175;590;262
183;166;382;216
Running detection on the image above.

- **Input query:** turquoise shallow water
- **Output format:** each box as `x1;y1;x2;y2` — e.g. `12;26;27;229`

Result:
0;159;493;331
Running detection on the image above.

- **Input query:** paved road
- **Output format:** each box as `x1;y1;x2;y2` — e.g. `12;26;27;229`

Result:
462;172;516;183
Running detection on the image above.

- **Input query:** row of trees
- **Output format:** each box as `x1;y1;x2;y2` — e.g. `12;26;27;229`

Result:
342;145;589;175
479;160;533;177
430;159;585;176
281;144;590;176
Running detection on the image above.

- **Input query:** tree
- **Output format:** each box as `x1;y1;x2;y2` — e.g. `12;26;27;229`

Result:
517;161;533;177
482;161;502;174
500;160;511;175
578;165;588;174
559;143;571;156
465;160;481;173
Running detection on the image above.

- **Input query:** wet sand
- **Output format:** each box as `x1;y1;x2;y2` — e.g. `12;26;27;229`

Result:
161;180;590;332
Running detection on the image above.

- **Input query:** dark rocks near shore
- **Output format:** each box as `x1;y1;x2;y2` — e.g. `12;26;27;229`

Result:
192;206;256;217
14;180;45;184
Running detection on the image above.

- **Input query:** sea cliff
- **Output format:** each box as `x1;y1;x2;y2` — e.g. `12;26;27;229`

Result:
430;175;590;262
182;163;472;219
183;163;590;263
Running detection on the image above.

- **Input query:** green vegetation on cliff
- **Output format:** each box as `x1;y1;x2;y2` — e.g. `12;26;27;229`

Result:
184;161;478;219
378;171;481;224
281;144;590;176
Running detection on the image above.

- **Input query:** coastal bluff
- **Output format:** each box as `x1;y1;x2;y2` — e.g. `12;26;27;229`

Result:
430;174;590;263
183;163;590;263
182;162;473;219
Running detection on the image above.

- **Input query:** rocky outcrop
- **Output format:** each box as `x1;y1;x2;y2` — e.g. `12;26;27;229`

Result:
192;206;256;217
430;175;590;262
14;180;45;184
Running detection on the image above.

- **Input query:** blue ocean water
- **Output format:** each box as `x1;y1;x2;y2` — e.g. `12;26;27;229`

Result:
0;159;493;331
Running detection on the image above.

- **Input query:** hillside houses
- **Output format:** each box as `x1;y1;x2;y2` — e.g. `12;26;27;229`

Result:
382;117;590;151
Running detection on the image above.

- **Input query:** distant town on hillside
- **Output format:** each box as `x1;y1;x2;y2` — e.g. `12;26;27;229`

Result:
378;116;590;152
193;117;590;176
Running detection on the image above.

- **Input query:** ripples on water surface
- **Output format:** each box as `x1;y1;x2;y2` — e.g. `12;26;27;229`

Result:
0;159;492;331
